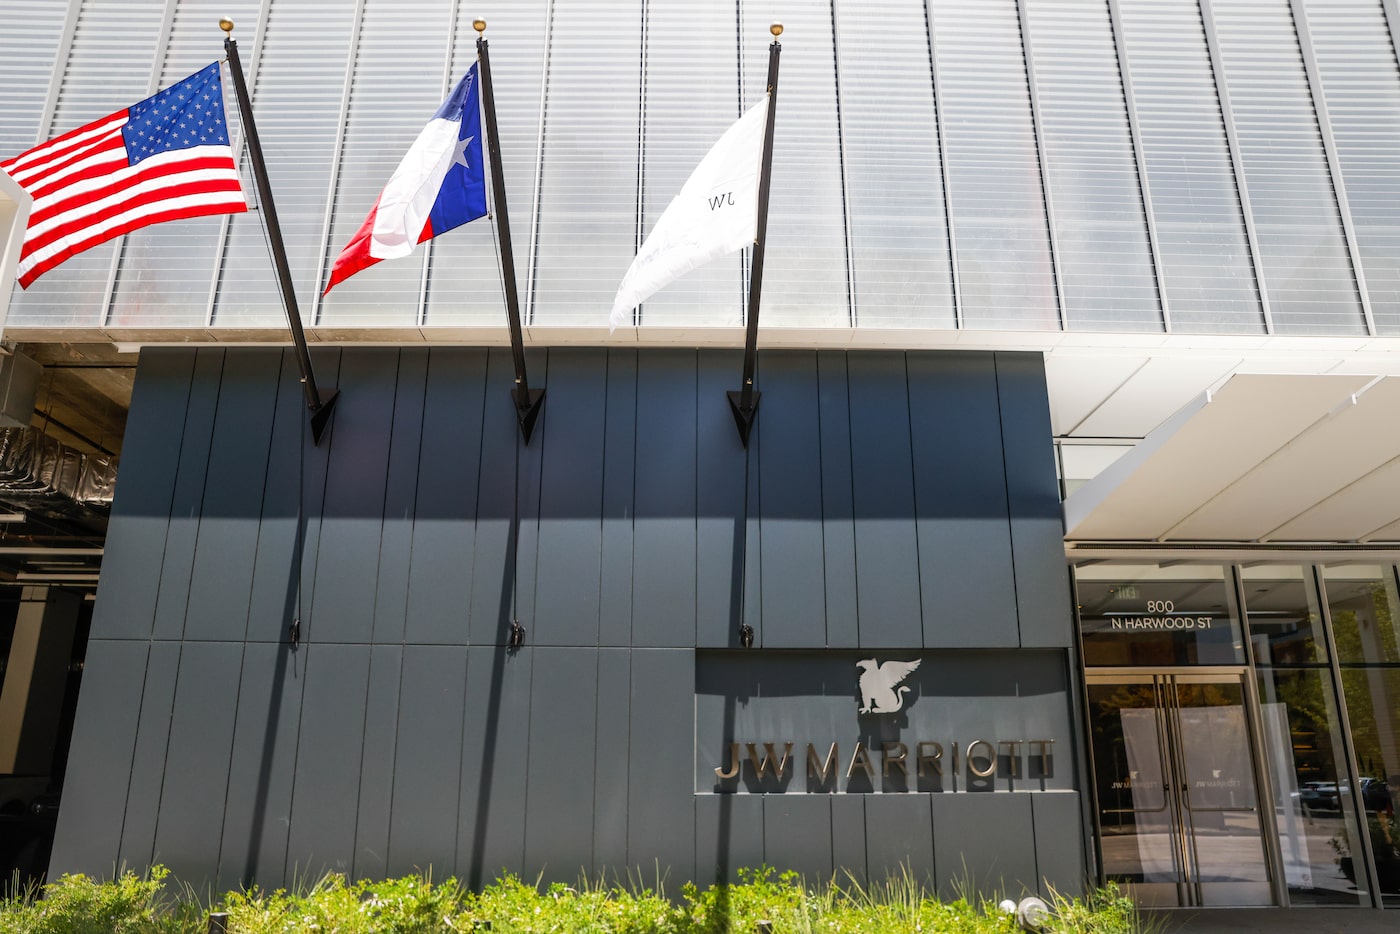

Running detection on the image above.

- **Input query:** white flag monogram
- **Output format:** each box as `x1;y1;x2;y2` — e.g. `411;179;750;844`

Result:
609;99;768;329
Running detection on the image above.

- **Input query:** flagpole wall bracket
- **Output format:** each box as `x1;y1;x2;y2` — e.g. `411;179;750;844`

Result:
309;389;340;445
512;387;545;445
726;390;761;448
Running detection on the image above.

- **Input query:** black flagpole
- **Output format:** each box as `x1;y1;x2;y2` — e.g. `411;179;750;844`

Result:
727;23;783;448
220;18;338;445
475;18;545;444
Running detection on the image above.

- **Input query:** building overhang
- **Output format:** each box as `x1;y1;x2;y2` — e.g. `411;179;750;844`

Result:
0;170;32;337
1063;372;1400;547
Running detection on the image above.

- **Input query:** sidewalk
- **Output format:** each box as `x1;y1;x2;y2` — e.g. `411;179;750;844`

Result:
1146;908;1395;933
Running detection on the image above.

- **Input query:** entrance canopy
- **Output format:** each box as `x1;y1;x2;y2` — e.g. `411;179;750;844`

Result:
1063;373;1400;544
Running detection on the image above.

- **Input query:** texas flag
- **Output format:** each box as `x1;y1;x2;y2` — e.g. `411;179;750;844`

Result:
324;64;487;293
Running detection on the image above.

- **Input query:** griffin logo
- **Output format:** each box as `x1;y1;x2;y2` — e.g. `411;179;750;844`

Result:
856;658;921;714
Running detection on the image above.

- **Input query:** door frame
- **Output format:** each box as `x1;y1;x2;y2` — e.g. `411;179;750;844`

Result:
1083;666;1286;908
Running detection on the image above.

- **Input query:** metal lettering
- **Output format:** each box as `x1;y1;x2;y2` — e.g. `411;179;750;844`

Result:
882;741;909;777
807;742;839;783
715;742;741;780
746;742;793;780
999;740;1022;778
916;741;943;777
1030;739;1055;776
847;742;875;780
967;739;997;778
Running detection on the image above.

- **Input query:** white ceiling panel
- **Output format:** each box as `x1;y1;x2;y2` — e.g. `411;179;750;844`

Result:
1168;377;1400;540
1268;457;1400;543
1071;355;1243;438
1042;353;1146;436
1065;374;1371;540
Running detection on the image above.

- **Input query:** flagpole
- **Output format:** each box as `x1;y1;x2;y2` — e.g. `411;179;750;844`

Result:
220;18;339;445
475;18;545;444
727;22;782;448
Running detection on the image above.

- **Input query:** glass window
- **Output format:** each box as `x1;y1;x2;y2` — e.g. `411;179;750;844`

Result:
1076;563;1245;666
1324;566;1400;666
1257;668;1371;904
930;0;1060;329
1305;0;1400;335
1339;668;1400;901
1242;565;1328;665
1213;0;1366;335
1116;0;1265;333
1024;0;1162;332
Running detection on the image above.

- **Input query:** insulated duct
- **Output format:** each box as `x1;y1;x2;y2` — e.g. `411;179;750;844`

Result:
0;428;117;517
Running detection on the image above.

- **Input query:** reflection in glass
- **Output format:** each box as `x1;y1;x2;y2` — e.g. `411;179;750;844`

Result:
1257;668;1369;905
1242;565;1328;665
1324;566;1400;666
1340;668;1400;902
1088;681;1175;884
1076;563;1244;666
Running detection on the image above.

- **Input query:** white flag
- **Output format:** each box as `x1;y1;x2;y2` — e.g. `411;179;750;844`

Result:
610;100;768;329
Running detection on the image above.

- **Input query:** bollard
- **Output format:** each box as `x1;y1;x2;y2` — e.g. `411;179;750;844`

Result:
207;911;229;934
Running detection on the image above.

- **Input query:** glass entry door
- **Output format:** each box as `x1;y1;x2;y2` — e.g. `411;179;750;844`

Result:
1087;671;1275;907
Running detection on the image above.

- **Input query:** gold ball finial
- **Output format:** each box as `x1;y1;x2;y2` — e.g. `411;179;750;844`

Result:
219;16;235;35
770;21;783;37
473;17;486;34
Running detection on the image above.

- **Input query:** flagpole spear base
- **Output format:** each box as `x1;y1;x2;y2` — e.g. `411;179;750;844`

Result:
512;387;546;445
726;390;761;448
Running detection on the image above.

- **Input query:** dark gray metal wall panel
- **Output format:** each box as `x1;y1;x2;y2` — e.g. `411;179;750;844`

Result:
93;349;192;640
151;642;243;886
309;349;400;644
153;348;225;641
405;348;486;644
468;348;545;646
592;649;631;870
627;648;694;879
245;352;319;643
533;350;607;647
352;645;402;882
458;645;532;888
372;350;428;645
524;648;598;881
763;795;833;882
285;643;370;877
758;352;827;648
907;353;1018;648
695;794;764;885
598;350;637;647
846;352;922;648
864;795;934;885
48;640;149;878
695;350;747;649
288;349;343;645
217;642;304;891
931;793;1036;900
387;645;467;877
632;350;697;648
1031;792;1085;896
511;348;547;641
995;353;1072;648
830;795;867;886
184;349;281;642
117;641;180;870
817;352;859;648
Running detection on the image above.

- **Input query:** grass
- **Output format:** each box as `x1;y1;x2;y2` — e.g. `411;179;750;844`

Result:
0;865;1157;934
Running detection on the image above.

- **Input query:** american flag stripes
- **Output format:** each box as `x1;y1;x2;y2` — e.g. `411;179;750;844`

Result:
0;62;247;289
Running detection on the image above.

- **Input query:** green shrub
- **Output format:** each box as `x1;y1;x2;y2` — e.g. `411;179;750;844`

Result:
0;864;1152;934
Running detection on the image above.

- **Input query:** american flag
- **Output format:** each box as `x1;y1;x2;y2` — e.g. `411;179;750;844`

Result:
1;62;248;288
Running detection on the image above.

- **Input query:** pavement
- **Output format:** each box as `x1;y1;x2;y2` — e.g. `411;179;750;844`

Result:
1145;908;1398;933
